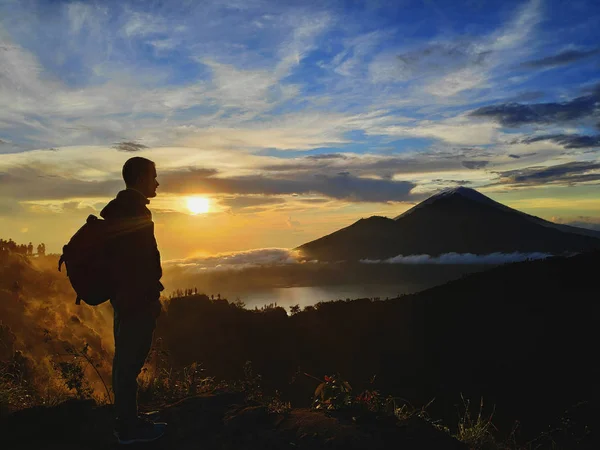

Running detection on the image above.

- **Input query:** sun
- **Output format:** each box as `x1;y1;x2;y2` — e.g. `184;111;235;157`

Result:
187;196;210;214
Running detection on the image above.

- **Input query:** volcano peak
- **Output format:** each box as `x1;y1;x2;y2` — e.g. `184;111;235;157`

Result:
394;186;498;220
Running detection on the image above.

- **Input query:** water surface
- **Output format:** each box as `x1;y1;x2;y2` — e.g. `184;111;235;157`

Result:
222;283;421;312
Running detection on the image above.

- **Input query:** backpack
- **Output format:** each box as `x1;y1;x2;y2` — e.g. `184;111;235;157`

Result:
58;214;117;306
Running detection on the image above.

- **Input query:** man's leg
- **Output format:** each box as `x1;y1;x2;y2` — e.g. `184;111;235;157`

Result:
112;306;156;427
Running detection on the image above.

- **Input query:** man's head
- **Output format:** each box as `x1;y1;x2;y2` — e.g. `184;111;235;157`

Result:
122;157;159;199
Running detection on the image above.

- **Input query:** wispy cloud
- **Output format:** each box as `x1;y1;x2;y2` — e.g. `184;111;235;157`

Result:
470;84;600;127
521;48;600;69
367;0;542;97
219;195;286;212
496;161;600;186
1;0;600;257
520;134;600;149
122;10;168;37
113;141;149;152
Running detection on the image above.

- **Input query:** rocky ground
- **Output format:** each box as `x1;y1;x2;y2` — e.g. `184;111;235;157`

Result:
1;390;467;449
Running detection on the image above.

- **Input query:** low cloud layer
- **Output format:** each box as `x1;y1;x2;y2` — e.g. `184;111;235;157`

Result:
361;252;552;265
163;248;554;273
163;248;302;273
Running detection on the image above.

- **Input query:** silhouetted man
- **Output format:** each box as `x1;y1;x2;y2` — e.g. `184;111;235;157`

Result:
100;157;166;444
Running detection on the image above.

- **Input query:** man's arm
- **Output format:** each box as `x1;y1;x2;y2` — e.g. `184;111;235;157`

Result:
110;216;163;309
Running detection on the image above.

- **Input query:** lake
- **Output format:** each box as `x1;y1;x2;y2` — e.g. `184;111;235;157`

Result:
220;283;422;312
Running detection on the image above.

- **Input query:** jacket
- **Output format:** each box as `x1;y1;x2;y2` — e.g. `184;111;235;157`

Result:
100;189;164;310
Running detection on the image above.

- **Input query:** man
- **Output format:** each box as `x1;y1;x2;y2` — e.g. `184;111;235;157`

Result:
100;157;167;444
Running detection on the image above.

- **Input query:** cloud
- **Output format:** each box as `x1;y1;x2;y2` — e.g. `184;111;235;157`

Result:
329;30;390;77
376;42;491;84
0;165;121;200
496;161;600;185
274;12;331;78
174;109;400;151
368;0;541;96
113;141;149;152
0;145;495;205
297;198;330;204
0;4;333;150
470;85;600;127
163;247;301;273
0;198;25;215
159;167;417;202
521;48;600;69
361;252;552;265
506;151;537;159
219;196;286;211
286;216;301;228
122;11;167;37
488;0;541;52
425;67;490;97
462;160;489;170
306;153;348;160
366;116;503;145
520;134;600;149
0;0;597;215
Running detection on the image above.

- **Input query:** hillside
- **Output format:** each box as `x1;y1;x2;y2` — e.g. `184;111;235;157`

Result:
296;187;600;261
0;248;596;447
155;250;598;441
1;391;467;450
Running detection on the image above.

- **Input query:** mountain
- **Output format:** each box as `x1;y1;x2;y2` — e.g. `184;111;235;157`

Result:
155;250;598;443
296;187;600;261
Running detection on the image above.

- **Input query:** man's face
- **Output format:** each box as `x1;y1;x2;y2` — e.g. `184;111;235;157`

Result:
140;165;159;198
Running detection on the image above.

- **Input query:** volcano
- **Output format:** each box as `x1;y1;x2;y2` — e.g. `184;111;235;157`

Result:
296;187;600;261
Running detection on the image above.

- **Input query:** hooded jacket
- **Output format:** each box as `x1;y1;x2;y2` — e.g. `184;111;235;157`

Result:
100;189;164;308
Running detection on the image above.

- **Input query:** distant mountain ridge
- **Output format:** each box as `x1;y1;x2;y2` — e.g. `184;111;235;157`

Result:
296;187;600;261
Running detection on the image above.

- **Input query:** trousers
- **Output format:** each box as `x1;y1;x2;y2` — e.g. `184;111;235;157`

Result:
112;300;158;425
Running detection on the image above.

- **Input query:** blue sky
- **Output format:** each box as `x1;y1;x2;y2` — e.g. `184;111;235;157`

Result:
1;0;599;258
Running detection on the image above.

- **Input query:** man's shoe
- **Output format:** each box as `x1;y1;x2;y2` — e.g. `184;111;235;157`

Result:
114;418;167;445
139;411;161;421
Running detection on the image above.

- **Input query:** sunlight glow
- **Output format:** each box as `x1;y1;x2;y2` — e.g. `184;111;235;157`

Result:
187;197;210;214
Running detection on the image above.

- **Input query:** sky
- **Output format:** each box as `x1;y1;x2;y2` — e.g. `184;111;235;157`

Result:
0;0;599;262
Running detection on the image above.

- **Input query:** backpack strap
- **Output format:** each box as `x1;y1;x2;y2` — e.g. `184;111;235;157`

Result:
58;245;68;272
